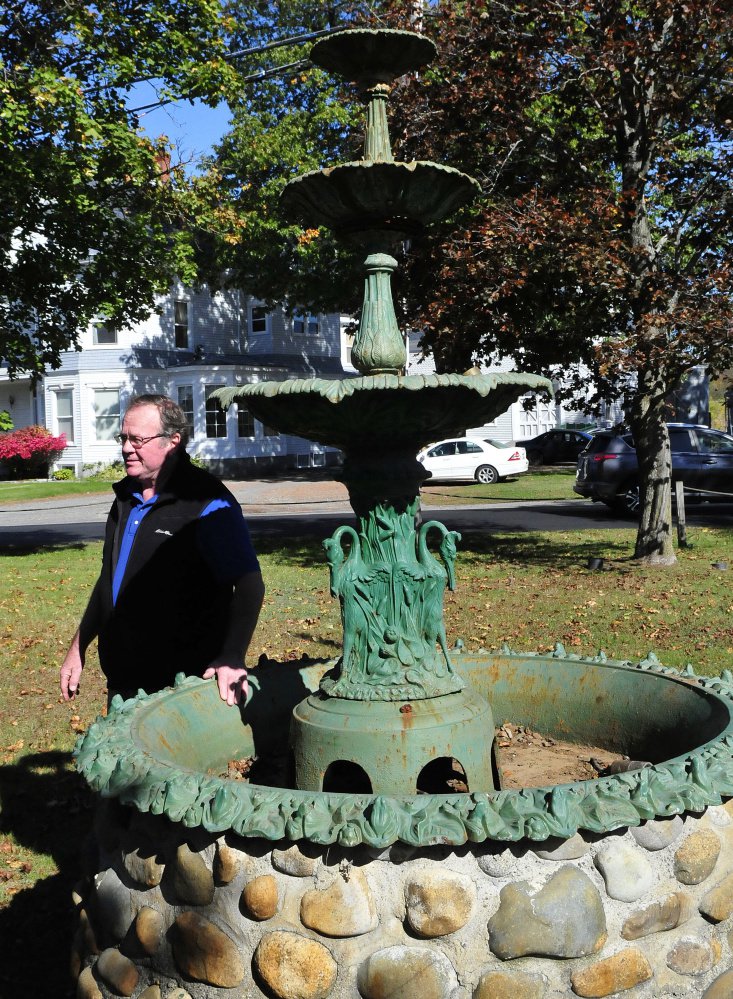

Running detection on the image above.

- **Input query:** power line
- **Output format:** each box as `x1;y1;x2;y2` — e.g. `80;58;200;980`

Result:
130;60;311;116
226;25;345;62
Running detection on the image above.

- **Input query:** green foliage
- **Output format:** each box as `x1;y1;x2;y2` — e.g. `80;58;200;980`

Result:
0;411;12;432
0;0;237;377
83;460;125;482
191;1;368;313
51;467;75;481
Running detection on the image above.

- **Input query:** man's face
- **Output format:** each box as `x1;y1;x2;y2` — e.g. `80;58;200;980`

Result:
120;404;180;487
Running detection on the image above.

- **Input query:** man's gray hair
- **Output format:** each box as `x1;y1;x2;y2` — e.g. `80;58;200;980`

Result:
126;394;190;448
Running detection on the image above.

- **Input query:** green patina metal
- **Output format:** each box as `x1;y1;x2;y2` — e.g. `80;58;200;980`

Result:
216;28;551;796
320;513;462;701
352;252;403;374
216;372;552;452
279;27;480;375
74;652;733;846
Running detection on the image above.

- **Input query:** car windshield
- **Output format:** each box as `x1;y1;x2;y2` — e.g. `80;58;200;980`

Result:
483;438;509;448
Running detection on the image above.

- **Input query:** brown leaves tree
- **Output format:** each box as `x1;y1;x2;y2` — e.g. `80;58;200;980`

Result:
383;0;733;563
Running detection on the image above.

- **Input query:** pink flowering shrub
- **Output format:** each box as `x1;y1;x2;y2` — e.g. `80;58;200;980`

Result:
0;425;67;479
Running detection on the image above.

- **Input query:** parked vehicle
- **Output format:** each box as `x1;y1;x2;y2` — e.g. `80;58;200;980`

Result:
516;429;595;466
417;437;528;484
574;424;733;514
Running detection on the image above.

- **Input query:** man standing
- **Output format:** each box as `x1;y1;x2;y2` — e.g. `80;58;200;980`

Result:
60;394;265;706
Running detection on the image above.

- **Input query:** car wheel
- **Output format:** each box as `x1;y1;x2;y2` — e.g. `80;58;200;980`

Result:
527;449;543;467
612;483;640;516
475;464;499;485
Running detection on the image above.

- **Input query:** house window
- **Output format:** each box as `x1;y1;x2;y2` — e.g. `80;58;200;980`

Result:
250;306;268;335
94;388;121;441
94;323;117;345
237;404;255;438
293;313;319;336
177;385;194;439
174;300;189;349
55;389;75;443
205;386;227;438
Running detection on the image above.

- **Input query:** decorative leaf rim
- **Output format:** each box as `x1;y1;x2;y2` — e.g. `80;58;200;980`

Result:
75;650;733;847
214;373;554;450
216;372;553;408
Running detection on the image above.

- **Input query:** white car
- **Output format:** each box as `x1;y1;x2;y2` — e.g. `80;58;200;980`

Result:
417;437;529;484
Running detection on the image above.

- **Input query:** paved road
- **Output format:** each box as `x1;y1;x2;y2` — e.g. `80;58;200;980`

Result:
1;480;731;550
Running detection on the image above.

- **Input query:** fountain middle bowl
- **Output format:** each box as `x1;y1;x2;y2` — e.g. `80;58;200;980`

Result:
280;160;481;237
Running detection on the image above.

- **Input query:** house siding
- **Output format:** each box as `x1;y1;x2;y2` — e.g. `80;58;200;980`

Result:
1;284;354;478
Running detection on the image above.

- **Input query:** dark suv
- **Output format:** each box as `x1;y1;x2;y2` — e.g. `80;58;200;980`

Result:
574;424;733;514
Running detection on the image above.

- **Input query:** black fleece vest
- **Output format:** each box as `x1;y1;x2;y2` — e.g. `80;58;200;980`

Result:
93;452;236;693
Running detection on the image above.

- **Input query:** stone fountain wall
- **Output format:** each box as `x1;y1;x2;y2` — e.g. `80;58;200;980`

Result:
74;797;733;999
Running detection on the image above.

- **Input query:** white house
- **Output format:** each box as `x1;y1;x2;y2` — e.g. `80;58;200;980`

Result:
0;283;356;477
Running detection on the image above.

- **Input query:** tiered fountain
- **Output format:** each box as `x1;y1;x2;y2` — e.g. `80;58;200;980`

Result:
73;29;733;999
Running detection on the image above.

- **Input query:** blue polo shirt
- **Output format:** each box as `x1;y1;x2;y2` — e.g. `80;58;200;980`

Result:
112;494;259;605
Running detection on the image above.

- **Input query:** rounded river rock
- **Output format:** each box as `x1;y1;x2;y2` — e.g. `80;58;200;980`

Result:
254;931;337;999
172;911;244;988
487;865;607;960
357;944;458;999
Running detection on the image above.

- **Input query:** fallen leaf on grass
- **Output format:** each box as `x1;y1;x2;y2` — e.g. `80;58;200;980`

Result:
7;860;31;872
4;740;24;752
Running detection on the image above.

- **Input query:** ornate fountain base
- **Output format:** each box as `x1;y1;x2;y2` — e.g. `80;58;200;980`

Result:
292;686;496;795
73;650;733;999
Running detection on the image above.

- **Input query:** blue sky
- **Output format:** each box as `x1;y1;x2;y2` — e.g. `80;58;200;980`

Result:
129;82;231;168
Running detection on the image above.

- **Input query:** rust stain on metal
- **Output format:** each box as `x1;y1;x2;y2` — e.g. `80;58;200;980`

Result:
399;702;414;730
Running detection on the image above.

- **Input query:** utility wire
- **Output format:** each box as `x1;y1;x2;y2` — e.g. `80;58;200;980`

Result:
226;25;345;62
131;60;311;116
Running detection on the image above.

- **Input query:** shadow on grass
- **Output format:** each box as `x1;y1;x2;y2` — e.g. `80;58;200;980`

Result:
255;535;329;564
457;531;633;569
0;751;93;999
0;541;90;557
254;529;634;572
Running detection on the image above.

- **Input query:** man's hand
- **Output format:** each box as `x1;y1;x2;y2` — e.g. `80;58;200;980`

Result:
203;664;248;706
60;636;83;701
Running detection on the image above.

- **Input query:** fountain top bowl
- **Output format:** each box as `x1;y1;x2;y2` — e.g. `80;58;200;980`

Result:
310;28;437;86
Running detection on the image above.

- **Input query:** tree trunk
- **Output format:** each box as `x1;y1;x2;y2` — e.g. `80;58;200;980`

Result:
627;399;676;565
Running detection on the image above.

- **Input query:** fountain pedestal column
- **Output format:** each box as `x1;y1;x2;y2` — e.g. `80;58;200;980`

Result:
291;449;496;795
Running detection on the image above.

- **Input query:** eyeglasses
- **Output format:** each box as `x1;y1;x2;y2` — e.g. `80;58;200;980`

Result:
114;433;169;448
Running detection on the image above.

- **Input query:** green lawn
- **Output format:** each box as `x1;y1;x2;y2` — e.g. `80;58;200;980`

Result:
422;467;577;504
0;479;112;503
1;522;732;994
